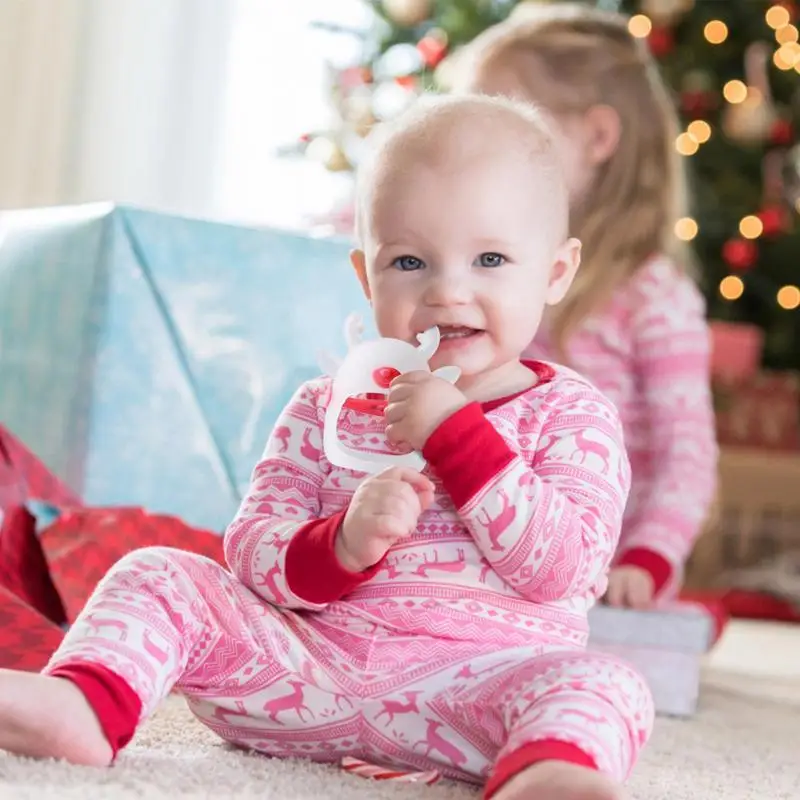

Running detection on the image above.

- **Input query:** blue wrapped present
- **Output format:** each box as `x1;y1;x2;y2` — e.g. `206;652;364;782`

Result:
0;203;370;531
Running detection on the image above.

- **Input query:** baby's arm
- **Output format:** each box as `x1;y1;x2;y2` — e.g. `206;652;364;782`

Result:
224;381;379;610
615;270;718;594
422;385;630;602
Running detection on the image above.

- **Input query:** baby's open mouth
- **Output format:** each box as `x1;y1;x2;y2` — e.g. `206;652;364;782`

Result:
438;326;482;340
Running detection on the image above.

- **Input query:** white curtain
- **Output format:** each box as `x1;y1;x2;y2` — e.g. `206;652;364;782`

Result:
0;0;86;208
0;0;235;216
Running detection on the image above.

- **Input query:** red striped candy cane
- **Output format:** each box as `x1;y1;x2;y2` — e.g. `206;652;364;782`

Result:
340;757;441;785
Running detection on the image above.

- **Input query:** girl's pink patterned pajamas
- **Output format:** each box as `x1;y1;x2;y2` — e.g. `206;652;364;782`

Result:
45;361;653;796
526;257;719;597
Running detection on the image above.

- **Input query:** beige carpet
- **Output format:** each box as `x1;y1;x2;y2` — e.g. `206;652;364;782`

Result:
1;621;798;799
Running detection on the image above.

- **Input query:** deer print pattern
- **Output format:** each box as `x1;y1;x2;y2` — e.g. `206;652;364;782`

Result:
525;256;718;597
44;363;652;786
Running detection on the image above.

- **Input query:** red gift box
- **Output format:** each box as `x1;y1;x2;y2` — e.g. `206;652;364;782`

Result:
714;371;800;451
709;321;764;382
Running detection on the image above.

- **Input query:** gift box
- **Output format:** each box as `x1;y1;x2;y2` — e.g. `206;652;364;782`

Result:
587;603;715;717
714;371;800;452
0;203;369;531
709;320;763;382
686;447;800;590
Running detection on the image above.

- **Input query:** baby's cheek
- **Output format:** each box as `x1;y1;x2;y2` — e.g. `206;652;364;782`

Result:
373;296;413;339
494;307;536;347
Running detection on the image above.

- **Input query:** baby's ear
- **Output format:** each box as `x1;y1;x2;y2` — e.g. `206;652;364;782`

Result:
350;249;371;300
432;366;461;384
545;238;582;306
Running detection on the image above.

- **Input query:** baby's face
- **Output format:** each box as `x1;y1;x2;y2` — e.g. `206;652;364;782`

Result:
353;143;577;385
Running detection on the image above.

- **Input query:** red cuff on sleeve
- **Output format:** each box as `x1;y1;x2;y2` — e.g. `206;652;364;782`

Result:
48;662;142;758
422;402;516;509
617;547;673;595
484;739;598;798
284;510;385;605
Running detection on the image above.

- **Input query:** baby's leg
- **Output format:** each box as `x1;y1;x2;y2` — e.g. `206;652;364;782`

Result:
484;651;653;800
0;546;266;765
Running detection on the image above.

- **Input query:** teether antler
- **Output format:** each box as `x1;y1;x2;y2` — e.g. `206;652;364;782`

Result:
344;314;363;351
415;327;440;360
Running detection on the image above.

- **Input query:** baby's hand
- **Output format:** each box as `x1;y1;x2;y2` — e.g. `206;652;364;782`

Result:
604;566;655;610
384;371;467;451
335;467;434;572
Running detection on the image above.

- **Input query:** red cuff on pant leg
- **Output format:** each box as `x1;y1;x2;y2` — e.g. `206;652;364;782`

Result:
47;662;142;757
484;739;598;799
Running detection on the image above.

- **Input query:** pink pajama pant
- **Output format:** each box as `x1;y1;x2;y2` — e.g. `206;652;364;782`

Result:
45;547;653;790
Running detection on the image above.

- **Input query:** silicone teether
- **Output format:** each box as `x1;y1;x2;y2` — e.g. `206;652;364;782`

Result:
318;314;460;474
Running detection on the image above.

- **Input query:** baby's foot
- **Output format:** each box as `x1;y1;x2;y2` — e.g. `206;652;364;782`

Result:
492;760;625;800
0;669;113;766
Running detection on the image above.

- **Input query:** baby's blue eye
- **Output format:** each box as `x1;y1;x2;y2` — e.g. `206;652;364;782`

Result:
392;255;425;271
476;252;506;268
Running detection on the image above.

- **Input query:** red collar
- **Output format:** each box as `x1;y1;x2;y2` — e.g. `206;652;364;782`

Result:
342;360;555;417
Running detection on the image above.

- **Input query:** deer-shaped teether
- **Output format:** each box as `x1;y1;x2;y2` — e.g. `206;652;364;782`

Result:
319;314;460;474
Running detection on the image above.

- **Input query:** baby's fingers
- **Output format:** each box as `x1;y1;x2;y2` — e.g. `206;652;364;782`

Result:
379;467;435;498
628;575;654;610
415;480;435;512
604;575;625;608
369;493;416;521
383;400;405;424
372;512;415;541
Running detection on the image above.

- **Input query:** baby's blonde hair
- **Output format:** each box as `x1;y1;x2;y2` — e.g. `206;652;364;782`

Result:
455;2;692;357
354;93;569;248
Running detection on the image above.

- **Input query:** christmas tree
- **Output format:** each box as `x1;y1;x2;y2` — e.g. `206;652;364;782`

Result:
295;0;800;371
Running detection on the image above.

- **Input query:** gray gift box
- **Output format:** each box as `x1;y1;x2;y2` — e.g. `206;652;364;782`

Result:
587;604;715;717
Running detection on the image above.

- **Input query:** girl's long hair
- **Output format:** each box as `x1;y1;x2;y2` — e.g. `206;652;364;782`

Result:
456;3;693;358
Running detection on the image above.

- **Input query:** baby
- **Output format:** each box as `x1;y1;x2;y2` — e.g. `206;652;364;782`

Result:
0;95;652;800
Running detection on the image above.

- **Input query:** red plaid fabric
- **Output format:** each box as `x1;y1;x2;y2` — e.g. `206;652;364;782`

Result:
0;584;64;671
0;505;67;624
0;506;225;670
0;425;226;670
43;507;225;623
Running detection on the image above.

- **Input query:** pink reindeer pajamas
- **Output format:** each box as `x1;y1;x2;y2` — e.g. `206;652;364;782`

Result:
44;360;653;797
526;256;719;597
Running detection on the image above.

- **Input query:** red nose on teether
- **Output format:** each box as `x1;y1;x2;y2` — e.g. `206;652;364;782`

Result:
373;366;401;388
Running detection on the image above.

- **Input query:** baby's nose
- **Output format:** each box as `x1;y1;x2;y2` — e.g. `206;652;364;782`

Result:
424;271;472;305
